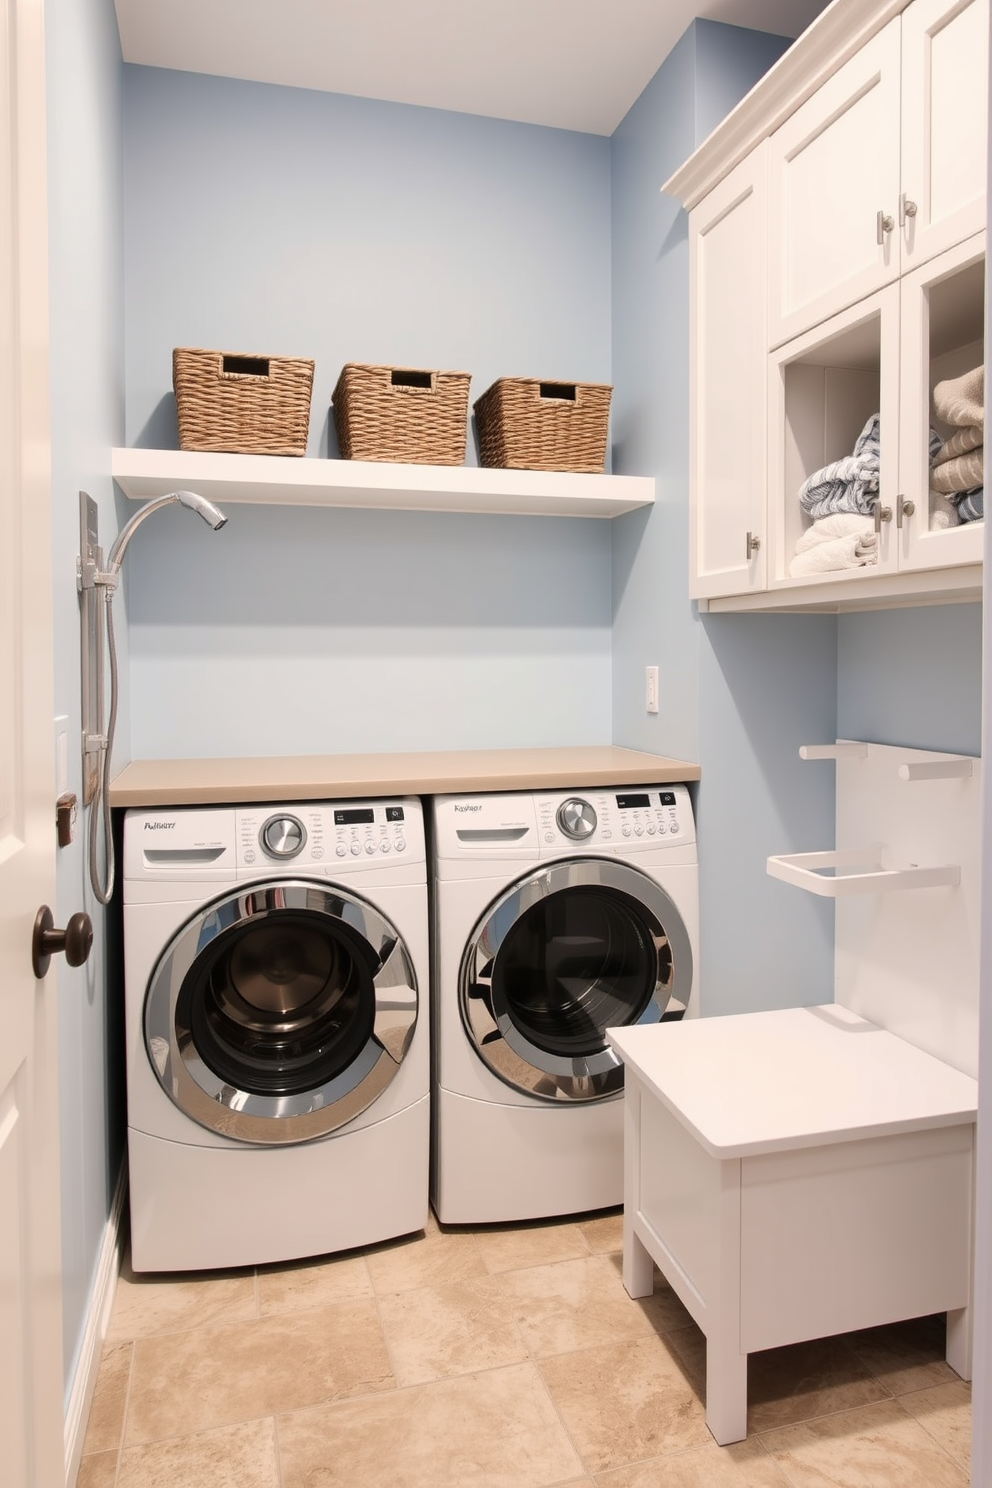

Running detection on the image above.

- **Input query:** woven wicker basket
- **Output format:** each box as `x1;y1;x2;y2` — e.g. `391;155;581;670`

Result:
173;348;315;456
332;364;471;465
474;378;612;473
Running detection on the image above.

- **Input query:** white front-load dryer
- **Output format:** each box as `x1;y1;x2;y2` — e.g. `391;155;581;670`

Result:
431;785;698;1224
123;797;429;1271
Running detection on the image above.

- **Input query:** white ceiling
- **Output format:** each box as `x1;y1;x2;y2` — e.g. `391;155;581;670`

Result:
113;0;832;136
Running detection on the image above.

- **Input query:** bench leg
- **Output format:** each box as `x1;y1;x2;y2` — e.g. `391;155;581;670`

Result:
946;1306;972;1381
706;1332;748;1445
622;1228;654;1299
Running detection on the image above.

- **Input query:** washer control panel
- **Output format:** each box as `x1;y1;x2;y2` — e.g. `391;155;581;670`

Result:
236;798;424;871
536;785;695;851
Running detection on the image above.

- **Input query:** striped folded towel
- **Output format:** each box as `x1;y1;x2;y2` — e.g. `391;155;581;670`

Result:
933;365;984;430
931;445;983;495
798;414;880;519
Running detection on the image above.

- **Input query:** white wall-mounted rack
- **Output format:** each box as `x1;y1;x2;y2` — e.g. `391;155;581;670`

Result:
767;738;981;1079
767;844;960;897
110;448;655;520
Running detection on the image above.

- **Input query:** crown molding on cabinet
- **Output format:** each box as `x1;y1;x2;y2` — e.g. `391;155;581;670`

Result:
110;448;655;520
662;0;908;209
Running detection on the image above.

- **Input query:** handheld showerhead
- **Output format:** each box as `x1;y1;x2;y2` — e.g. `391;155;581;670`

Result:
106;488;228;576
175;488;228;531
86;488;228;905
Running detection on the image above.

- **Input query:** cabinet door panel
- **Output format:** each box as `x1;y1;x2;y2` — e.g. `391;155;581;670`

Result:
768;21;902;349
901;0;988;271
769;286;901;590
898;231;986;571
689;150;767;600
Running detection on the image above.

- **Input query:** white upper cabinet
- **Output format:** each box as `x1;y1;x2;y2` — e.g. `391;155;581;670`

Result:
689;147;768;599
901;0;989;270
767;0;987;349
768;22;902;349
666;0;986;613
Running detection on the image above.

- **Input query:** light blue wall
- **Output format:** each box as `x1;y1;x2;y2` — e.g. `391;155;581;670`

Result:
610;21;838;1017
122;69;615;759
837;605;982;753
45;0;125;1396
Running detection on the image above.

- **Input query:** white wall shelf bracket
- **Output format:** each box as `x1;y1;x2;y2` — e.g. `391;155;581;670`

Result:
767;846;961;898
898;759;974;782
799;742;869;761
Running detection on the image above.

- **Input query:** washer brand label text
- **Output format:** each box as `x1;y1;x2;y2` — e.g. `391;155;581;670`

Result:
144;820;177;830
453;804;482;812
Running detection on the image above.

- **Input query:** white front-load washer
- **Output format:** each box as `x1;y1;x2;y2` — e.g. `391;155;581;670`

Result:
123;796;429;1271
431;784;698;1224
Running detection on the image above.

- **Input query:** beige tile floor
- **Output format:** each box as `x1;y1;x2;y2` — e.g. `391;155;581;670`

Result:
77;1207;972;1488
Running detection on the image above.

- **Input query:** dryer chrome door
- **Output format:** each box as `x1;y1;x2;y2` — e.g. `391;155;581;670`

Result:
144;880;418;1144
460;858;692;1102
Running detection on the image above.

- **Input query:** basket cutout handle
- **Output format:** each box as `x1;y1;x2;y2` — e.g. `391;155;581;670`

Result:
539;382;576;402
390;369;435;392
221;354;271;379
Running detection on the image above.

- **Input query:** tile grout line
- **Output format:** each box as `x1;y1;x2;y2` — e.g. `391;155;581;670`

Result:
270;1413;284;1488
112;1339;136;1488
889;1388;973;1479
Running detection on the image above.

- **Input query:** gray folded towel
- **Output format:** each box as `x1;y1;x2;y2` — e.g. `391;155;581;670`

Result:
955;487;984;523
798;413;880;519
933;365;984;430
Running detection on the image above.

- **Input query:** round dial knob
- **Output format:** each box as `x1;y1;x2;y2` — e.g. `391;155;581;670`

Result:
260;814;306;859
556;797;597;840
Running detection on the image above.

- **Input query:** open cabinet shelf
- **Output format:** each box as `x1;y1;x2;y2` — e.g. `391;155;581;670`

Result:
110;448;656;520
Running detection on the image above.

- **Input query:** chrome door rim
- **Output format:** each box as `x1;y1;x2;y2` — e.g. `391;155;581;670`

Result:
145;879;418;1144
459;857;692;1103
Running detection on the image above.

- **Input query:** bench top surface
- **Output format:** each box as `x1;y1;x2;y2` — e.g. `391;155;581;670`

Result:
607;1004;978;1159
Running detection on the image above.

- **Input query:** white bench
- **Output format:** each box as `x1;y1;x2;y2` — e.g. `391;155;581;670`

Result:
608;1004;977;1445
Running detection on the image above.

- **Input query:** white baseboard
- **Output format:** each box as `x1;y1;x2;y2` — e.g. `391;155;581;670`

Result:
64;1163;127;1488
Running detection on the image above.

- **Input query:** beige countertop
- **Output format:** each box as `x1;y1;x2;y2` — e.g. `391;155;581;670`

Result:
108;745;700;807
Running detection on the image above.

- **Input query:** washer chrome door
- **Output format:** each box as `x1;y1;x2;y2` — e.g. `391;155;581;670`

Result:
145;880;418;1144
461;858;691;1103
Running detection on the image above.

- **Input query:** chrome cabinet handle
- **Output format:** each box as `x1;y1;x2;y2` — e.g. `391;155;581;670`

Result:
899;194;918;225
896;494;916;527
745;531;761;560
874;504;893;533
876;210;895;244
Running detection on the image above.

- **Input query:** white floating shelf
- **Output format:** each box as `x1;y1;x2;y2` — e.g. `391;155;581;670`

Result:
110;448;655;520
767;846;961;898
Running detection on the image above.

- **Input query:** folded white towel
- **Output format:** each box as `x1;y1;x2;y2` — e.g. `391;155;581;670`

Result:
929;489;961;530
793;513;874;551
790;515;878;576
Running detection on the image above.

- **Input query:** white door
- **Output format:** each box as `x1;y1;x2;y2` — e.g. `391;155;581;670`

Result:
767;18;902;349
0;0;66;1484
689;148;768;600
901;0;988;272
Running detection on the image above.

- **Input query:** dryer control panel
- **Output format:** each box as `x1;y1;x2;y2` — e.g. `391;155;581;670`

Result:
433;784;695;862
535;784;695;853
